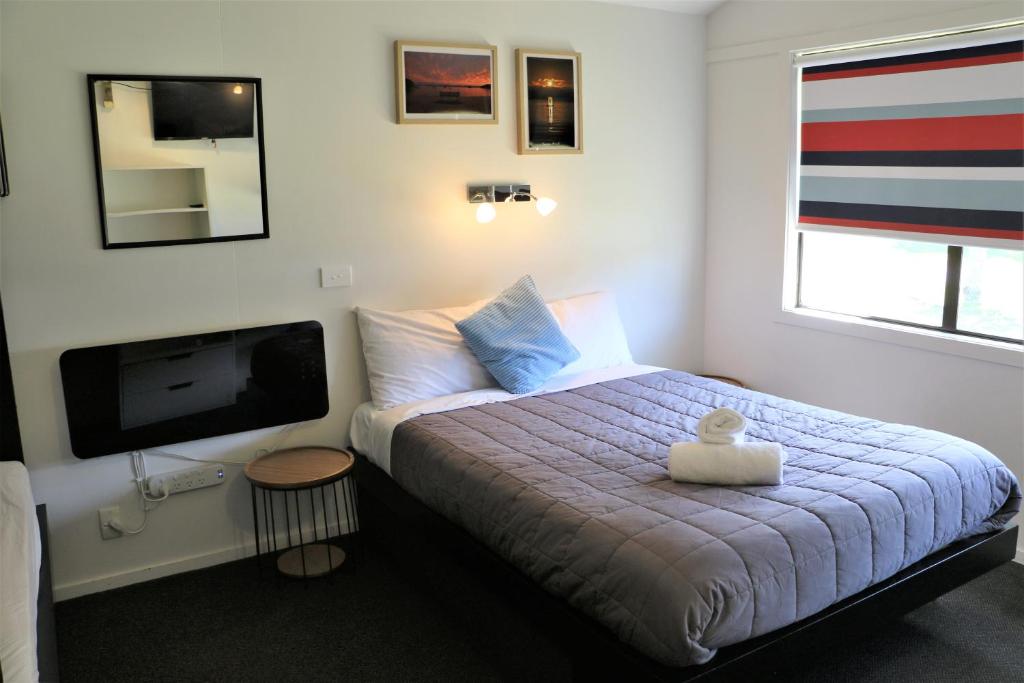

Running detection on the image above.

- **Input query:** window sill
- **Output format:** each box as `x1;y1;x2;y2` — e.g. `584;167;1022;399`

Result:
775;307;1023;368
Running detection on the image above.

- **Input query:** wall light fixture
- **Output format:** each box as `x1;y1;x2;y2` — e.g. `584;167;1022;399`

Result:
468;184;558;224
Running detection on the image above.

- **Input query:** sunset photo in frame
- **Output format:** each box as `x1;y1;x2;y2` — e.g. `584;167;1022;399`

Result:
395;41;498;124
516;49;582;154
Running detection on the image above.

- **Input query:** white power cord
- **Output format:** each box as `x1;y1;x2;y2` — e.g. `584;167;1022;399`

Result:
106;451;168;535
134;451;171;503
104;423;302;537
144;422;302;466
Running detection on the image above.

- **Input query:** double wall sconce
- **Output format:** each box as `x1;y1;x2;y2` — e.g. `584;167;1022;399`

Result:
468;184;557;224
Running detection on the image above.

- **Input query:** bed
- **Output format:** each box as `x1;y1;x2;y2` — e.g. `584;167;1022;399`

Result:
0;465;57;683
1;292;55;683
350;364;1020;677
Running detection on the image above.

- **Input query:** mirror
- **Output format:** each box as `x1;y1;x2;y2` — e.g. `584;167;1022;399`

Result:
87;75;268;249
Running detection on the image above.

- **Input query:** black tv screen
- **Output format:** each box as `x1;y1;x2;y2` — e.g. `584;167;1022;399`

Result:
151;80;255;140
60;321;328;459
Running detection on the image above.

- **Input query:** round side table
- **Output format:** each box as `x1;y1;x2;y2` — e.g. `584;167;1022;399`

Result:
698;374;746;388
244;446;358;579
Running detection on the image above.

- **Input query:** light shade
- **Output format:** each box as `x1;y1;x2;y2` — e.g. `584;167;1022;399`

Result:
535;196;558;217
475;202;497;224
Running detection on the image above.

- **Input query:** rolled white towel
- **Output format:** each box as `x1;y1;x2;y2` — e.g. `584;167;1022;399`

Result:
697;407;748;445
668;441;787;486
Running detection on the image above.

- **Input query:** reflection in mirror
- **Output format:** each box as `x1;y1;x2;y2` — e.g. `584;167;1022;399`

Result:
88;76;268;249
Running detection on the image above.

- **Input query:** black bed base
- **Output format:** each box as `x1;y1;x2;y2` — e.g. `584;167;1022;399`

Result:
354;452;1018;682
36;504;59;682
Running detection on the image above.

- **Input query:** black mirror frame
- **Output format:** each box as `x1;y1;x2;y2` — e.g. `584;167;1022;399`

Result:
86;74;270;249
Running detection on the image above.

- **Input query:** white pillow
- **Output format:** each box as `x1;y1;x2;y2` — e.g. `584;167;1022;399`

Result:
547;290;634;376
356;289;634;409
356;300;496;409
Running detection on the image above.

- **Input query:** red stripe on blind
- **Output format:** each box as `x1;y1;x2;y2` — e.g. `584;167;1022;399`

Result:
802;51;1024;81
801;114;1024;152
799;216;1024;240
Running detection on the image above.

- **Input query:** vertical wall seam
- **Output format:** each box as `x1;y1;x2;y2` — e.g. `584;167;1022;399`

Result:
219;0;240;324
218;0;225;70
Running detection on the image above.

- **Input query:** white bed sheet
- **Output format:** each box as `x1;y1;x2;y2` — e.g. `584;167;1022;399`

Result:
0;461;41;683
351;363;664;475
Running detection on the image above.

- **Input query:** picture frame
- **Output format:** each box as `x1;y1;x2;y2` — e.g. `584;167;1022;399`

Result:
0;112;9;198
394;41;498;124
86;74;270;249
515;49;583;155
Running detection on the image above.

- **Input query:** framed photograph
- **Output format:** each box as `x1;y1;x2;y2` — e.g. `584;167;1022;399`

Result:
395;41;498;124
515;49;582;155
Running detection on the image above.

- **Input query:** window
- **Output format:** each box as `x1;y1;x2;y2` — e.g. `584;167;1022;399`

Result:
798;233;1023;342
791;31;1023;345
957;246;1024;339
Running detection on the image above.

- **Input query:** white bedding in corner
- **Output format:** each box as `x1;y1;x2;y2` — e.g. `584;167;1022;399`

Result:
351;363;665;475
0;461;41;683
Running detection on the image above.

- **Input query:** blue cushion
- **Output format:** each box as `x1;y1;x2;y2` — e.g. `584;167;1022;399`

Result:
456;276;580;394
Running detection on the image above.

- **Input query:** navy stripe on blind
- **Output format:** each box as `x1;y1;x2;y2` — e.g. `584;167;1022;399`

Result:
801;150;1024;167
803;39;1024;76
799;201;1023;231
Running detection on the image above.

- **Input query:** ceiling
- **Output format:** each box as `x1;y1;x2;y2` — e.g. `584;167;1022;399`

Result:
598;0;726;14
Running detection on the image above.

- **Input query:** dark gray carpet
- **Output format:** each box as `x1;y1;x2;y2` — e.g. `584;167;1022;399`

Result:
55;544;1024;682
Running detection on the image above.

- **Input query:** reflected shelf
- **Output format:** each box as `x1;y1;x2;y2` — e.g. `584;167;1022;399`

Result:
104;164;203;171
107;207;208;218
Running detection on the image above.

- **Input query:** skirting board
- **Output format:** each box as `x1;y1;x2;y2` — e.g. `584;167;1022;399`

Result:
54;542;257;602
53;519;354;602
1016;545;1023;565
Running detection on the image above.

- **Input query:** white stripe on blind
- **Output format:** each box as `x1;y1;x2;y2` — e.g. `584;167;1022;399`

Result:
802;61;1023;110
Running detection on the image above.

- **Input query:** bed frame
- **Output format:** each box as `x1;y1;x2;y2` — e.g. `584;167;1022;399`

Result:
0;481;59;682
354;452;1018;681
35;505;59;682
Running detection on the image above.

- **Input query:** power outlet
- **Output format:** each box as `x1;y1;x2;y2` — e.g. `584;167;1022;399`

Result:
99;506;122;540
147;464;225;497
320;265;353;288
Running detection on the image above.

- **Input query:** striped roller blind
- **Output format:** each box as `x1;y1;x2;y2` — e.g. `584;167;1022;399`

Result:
798;37;1023;249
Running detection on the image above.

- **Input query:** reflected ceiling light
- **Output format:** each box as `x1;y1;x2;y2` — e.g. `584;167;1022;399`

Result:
233;83;244;95
468;184;558;222
102;81;115;110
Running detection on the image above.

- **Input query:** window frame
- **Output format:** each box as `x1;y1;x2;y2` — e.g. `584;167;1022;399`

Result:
782;29;1024;355
794;235;1023;345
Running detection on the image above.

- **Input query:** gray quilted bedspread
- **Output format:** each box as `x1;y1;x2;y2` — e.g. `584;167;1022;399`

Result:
390;370;1020;667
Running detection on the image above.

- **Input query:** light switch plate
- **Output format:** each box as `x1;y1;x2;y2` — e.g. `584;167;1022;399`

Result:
320;265;353;288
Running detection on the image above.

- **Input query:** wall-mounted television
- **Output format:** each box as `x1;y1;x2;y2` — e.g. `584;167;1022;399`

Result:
59;321;328;459
151;80;255;140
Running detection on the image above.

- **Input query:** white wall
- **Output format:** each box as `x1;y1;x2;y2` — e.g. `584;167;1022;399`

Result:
0;1;706;598
705;1;1024;560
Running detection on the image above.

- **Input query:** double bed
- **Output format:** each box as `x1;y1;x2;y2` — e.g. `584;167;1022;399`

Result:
351;363;1020;677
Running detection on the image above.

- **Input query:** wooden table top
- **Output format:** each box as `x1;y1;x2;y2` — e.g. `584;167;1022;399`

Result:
244;447;354;489
698;374;746;388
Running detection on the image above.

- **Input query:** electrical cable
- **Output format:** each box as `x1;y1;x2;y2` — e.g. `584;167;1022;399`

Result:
105;424;303;537
110;81;152;91
106;451;162;535
143;423;302;466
